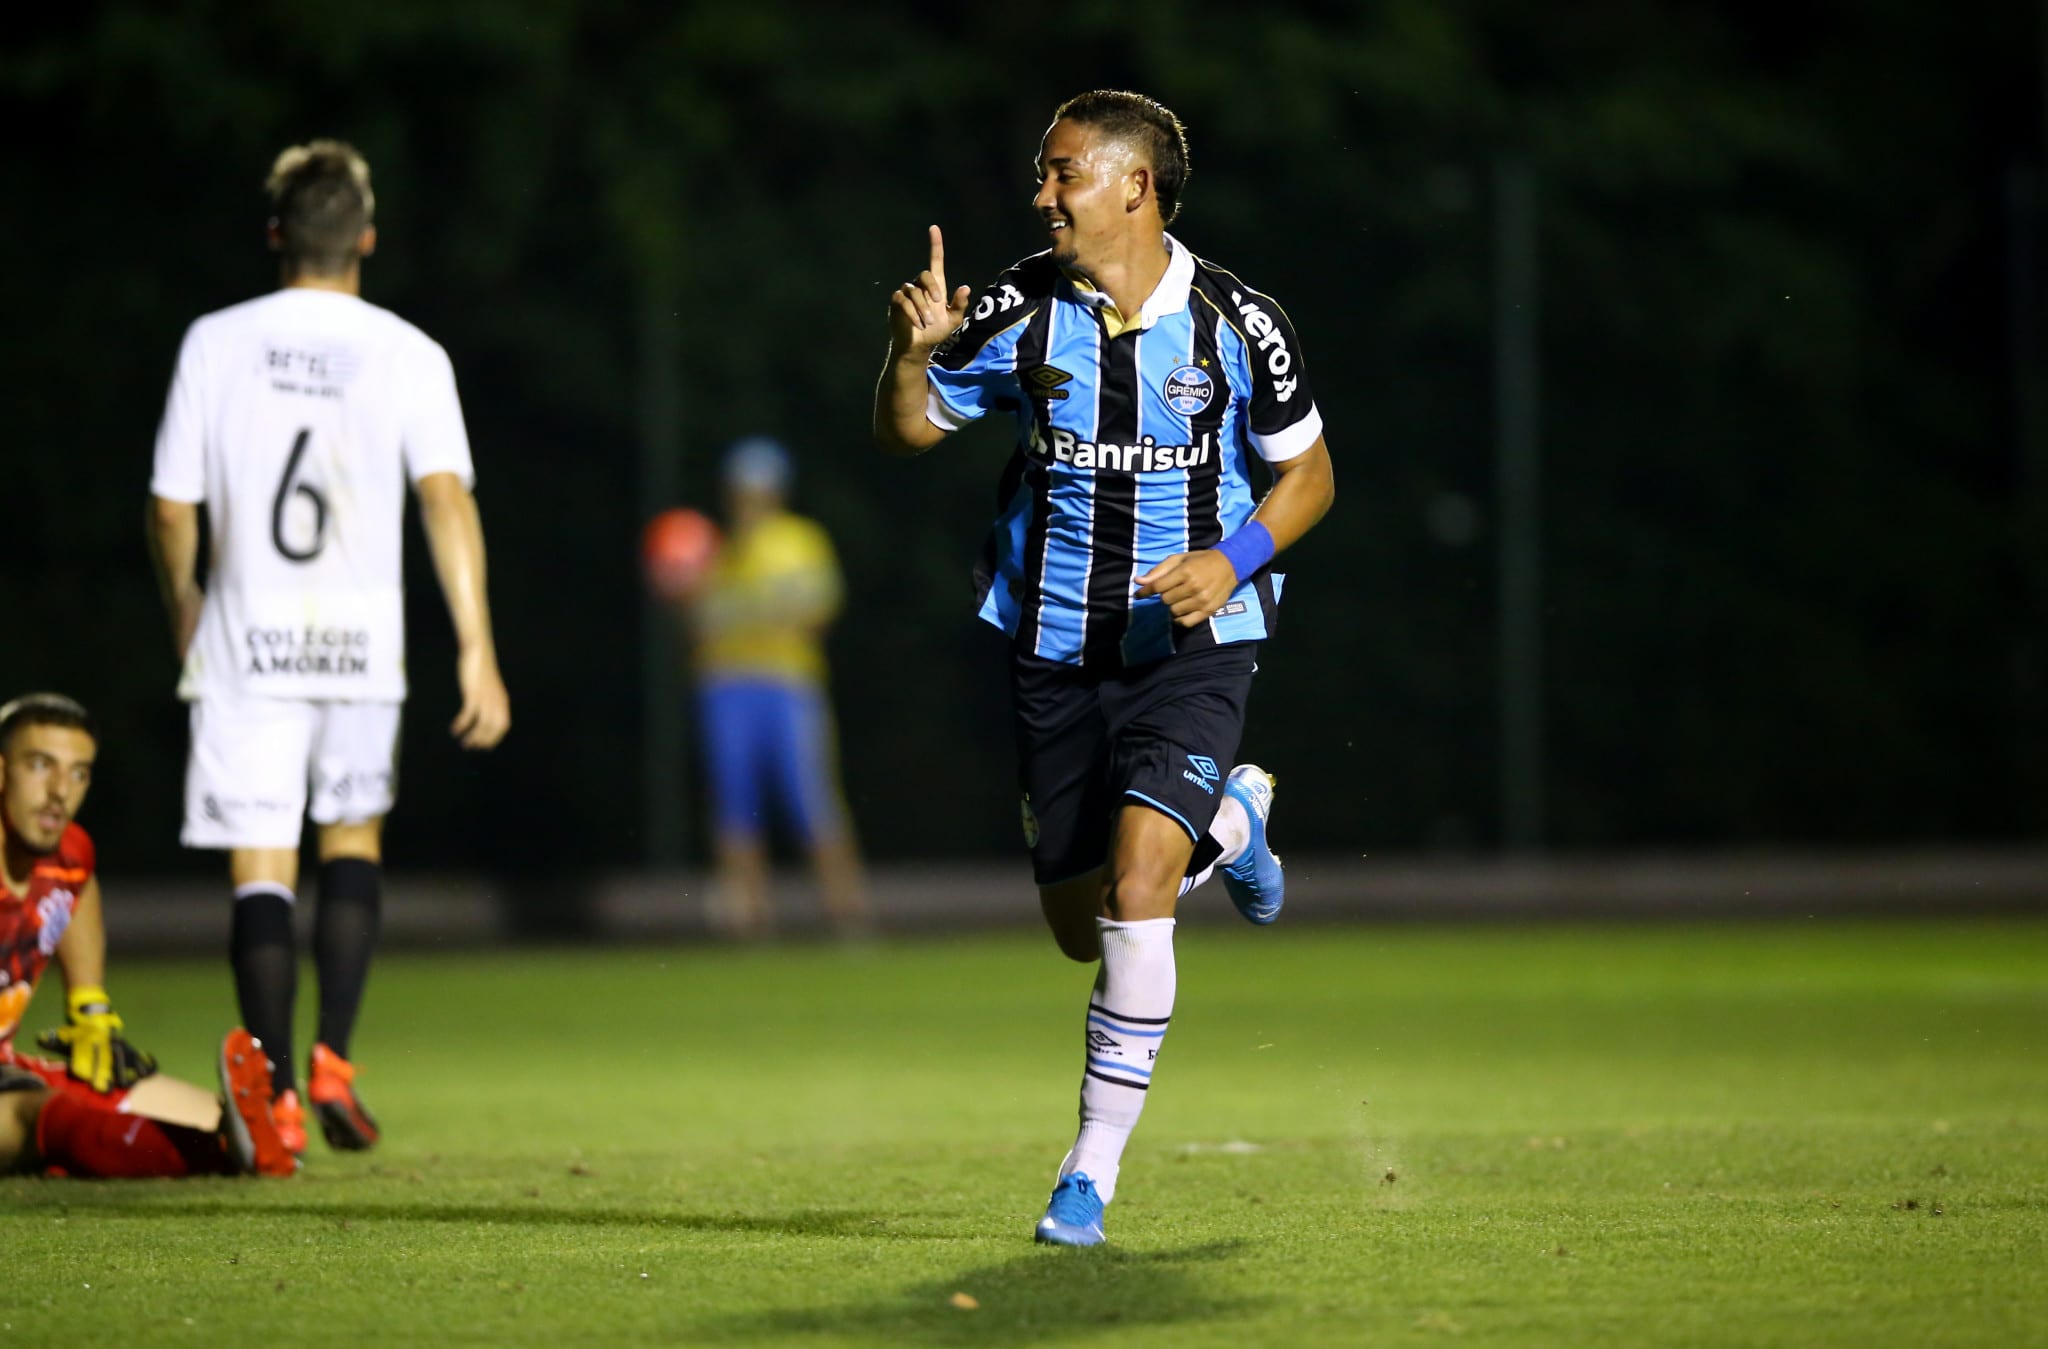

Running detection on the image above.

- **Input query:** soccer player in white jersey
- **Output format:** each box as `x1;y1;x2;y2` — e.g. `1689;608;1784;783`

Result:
145;140;510;1157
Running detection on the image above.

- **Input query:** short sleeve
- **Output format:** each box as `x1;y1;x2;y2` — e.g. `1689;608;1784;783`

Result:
924;276;1035;432
63;823;97;881
148;323;209;503
403;339;476;487
1234;289;1323;463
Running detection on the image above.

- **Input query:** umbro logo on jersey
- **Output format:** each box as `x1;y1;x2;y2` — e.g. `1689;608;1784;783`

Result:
1164;365;1215;415
1230;290;1301;403
1027;364;1074;402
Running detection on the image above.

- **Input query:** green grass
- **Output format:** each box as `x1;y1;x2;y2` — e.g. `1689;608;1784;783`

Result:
5;919;2046;1347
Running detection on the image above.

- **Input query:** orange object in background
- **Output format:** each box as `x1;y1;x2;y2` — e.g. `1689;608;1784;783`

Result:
642;508;722;598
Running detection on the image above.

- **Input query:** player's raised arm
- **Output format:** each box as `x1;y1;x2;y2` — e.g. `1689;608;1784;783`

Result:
416;472;511;749
873;225;972;457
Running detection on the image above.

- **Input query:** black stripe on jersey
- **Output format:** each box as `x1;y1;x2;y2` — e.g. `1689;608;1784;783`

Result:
1183;308;1229;551
1082;326;1142;666
1253;569;1280;638
1010;307;1057;654
1085;1067;1150;1092
1175;303;1232;656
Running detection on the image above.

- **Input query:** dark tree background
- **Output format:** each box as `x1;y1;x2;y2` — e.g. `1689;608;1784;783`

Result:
3;1;2041;877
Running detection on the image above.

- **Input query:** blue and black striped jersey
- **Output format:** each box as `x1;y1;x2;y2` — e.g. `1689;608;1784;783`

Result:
927;236;1324;668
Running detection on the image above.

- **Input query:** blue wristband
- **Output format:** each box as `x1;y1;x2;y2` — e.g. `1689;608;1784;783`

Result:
1213;520;1275;583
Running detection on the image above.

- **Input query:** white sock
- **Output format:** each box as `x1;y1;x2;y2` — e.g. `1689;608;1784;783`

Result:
1177;795;1250;897
1061;916;1176;1203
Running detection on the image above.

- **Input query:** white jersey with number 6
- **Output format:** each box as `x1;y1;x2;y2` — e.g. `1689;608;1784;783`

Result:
150;289;475;704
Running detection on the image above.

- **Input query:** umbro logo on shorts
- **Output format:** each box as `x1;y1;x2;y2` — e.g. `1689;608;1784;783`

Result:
1183;754;1221;795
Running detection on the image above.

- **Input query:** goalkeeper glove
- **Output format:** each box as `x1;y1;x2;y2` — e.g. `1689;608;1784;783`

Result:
35;986;158;1093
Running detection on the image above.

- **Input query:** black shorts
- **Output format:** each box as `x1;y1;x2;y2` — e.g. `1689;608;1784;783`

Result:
1009;641;1257;884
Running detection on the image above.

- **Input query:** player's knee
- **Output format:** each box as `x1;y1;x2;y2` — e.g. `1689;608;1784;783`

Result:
0;1090;45;1173
1101;869;1176;923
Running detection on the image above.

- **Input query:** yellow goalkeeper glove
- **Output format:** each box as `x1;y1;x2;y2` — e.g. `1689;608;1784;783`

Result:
35;986;158;1093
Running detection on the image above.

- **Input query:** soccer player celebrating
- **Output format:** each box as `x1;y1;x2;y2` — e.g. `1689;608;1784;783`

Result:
0;693;294;1178
145;140;511;1158
874;91;1335;1245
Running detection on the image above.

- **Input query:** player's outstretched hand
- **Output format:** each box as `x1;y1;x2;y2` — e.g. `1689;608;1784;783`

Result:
888;225;972;360
452;646;511;750
1136;550;1242;629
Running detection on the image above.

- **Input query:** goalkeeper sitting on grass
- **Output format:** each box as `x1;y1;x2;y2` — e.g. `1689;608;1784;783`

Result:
0;692;293;1177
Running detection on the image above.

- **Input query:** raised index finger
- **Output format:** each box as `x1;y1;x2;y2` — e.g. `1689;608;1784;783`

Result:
928;224;947;290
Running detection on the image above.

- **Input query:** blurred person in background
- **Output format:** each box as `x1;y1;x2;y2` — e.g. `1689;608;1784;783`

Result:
667;437;868;940
145;140;511;1161
874;90;1335;1246
0;693;294;1178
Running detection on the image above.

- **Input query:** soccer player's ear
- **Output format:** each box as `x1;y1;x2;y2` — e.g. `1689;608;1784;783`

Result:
265;218;283;253
358;225;377;259
1126;167;1151;216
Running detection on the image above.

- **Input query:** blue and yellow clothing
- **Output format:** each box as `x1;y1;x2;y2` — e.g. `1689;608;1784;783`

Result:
696;512;841;688
926;234;1324;669
695;510;847;843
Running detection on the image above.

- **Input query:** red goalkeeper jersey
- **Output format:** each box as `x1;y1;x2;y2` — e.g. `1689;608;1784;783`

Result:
0;822;95;1048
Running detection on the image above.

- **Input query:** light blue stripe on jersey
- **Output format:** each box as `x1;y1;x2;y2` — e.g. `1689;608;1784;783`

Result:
976;476;1031;632
1124;314;1196;662
1033;301;1101;661
1209;314;1269;646
930;318;1025;426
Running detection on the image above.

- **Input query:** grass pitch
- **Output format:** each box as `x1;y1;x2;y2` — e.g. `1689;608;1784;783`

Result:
5;918;2045;1347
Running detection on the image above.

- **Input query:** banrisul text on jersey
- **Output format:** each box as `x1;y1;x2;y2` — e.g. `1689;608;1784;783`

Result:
926;236;1322;668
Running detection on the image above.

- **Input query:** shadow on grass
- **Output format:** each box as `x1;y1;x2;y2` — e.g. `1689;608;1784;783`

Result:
1;1193;926;1239
698;1240;1267;1345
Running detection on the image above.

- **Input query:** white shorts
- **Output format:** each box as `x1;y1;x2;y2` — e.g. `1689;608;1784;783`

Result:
182;695;402;849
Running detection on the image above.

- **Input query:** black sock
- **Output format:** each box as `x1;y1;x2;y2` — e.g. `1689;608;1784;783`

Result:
230;887;298;1095
314;857;382;1060
1185;836;1224;878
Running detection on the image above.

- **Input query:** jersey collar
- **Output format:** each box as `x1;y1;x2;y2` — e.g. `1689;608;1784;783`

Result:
1061;234;1194;338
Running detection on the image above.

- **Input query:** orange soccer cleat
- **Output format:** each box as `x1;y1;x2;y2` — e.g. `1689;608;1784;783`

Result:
271;1087;308;1157
216;1028;299;1177
309;1042;380;1151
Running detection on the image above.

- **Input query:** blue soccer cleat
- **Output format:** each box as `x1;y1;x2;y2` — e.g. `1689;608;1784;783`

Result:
1034;1172;1107;1247
1220;764;1284;925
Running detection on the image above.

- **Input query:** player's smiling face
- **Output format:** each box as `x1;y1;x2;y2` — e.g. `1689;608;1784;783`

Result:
1034;120;1142;275
0;724;94;855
